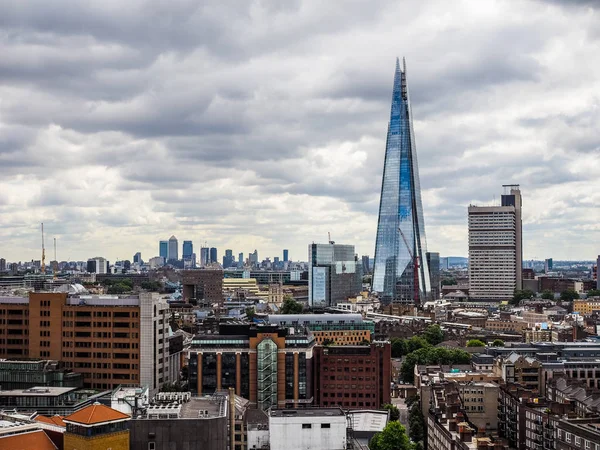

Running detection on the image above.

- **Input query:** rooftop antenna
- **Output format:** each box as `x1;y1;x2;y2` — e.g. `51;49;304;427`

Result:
41;223;46;275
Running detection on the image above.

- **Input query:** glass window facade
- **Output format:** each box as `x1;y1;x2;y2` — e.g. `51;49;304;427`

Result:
373;58;431;305
256;339;278;410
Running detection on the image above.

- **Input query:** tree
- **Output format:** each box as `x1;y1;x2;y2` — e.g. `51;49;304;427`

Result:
383;403;400;422
408;402;425;443
141;281;161;292
541;289;554;300
466;339;486;347
369;421;412;450
391;338;408;358
587;289;600;298
280;297;303;314
560;289;580;301
511;289;534;305
245;307;256;321
492;339;504;347
322;338;335;346
423;324;445;346
441;277;457;286
400;347;471;384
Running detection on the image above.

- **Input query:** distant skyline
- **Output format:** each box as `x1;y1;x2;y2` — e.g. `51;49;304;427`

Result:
0;1;599;262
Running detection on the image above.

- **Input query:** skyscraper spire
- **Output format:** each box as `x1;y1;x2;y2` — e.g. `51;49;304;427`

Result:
373;58;431;305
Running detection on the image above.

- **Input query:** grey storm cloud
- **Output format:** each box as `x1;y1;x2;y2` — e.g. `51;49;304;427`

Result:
0;0;599;262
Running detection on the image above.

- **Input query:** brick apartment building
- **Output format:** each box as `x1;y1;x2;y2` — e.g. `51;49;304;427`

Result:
0;292;175;393
313;342;391;409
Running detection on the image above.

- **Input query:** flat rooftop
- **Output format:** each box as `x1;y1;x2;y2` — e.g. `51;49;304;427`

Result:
0;387;76;397
179;396;226;419
270;408;344;417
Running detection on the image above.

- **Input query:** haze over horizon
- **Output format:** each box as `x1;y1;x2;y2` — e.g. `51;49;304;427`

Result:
1;0;599;263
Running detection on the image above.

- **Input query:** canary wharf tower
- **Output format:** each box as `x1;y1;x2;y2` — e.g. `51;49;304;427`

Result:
373;58;431;305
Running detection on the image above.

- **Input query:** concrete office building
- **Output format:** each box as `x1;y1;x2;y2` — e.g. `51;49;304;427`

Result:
129;393;231;450
468;185;523;301
269;408;347;450
86;257;108;274
0;292;175;393
308;243;361;308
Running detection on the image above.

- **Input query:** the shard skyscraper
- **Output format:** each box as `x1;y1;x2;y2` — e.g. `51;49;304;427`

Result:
373;58;431;305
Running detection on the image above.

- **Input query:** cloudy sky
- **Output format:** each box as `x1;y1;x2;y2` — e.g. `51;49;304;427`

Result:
1;0;599;264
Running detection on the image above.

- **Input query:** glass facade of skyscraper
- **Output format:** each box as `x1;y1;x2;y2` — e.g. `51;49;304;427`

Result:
159;241;168;260
182;241;193;260
373;59;431;305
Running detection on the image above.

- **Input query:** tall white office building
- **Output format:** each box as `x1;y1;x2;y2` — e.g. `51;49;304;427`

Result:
468;185;522;301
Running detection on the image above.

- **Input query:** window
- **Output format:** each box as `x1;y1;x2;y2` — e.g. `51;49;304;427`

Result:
148;443;156;450
321;424;330;429
302;424;311;429
566;432;571;443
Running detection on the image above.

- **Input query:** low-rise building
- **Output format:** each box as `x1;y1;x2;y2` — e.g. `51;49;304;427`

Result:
267;314;374;345
573;299;600;316
269;408;347;450
128;392;234;450
0;359;83;390
494;353;542;392
313;342;391;410
63;402;130;450
0;386;109;416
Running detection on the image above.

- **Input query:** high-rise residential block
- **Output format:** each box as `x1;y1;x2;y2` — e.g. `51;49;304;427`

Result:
283;249;289;262
0;258;6;272
373;59;431;306
210;247;218;264
168;235;179;262
468;185;523;301
545;258;553;274
159;240;168;260
308;243;362;308
0;292;176;394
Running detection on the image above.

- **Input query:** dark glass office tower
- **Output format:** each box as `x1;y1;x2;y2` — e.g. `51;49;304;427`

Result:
373;58;431;305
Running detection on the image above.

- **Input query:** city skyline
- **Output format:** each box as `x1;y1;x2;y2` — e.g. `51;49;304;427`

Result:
0;1;599;262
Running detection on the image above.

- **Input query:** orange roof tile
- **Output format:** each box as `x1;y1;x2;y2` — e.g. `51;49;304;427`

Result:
64;402;130;426
0;430;57;450
35;415;66;427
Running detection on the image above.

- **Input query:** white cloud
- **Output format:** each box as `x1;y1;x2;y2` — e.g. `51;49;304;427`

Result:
0;0;599;263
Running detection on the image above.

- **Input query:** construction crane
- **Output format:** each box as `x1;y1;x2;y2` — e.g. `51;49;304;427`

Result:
53;238;58;280
398;226;419;305
40;223;46;275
